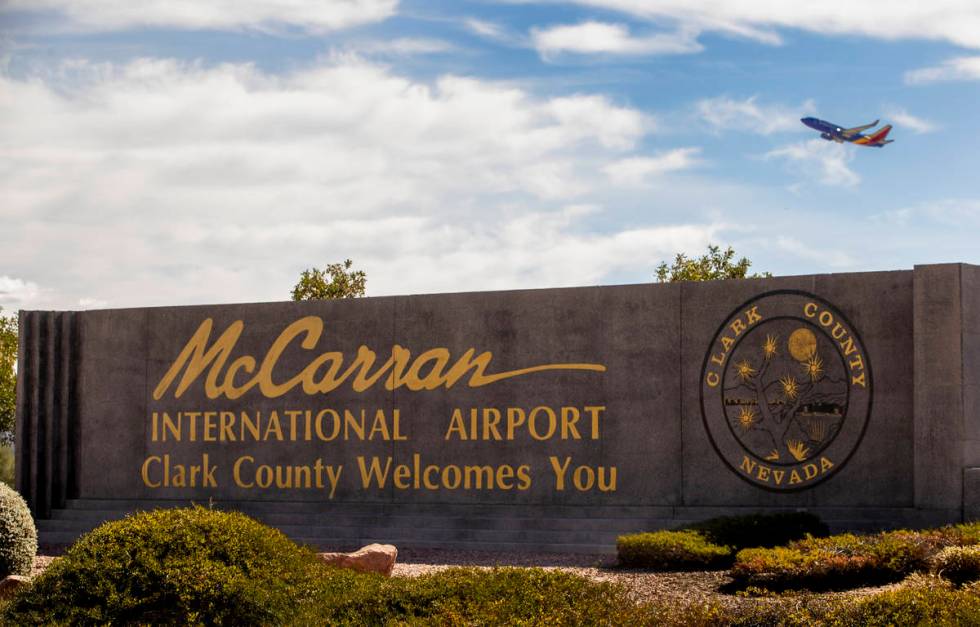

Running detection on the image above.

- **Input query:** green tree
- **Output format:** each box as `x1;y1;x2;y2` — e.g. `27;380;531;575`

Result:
291;259;366;301
0;444;13;487
0;309;16;446
655;245;771;282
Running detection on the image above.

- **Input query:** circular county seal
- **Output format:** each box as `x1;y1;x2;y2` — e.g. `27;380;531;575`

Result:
700;290;872;491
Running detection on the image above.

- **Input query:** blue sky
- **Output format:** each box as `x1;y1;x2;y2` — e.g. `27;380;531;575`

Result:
1;1;979;310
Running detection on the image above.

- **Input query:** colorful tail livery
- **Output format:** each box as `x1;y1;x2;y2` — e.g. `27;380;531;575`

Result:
801;117;895;148
852;124;893;147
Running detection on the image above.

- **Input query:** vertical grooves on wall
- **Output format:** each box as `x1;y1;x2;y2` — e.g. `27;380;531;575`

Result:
57;313;72;505
960;265;966;521
68;313;80;500
30;313;45;516
43;313;56;518
14;310;76;518
678;283;685;507
14;311;32;499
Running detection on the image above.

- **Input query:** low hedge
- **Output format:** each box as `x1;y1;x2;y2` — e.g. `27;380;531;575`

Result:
730;523;980;592
652;574;980;626
686;511;829;550
931;545;980;585
617;511;828;570
3;506;328;625
2;506;658;625
304;566;658;625
821;575;980;627
617;530;731;570
0;483;37;578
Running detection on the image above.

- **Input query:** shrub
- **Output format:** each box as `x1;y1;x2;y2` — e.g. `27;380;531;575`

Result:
931;545;980;585
306;567;658;626
938;520;980;545
0;445;13;488
683;511;829;550
617;512;829;571
822;574;980;626
646;598;821;627
4;507;659;625
635;575;980;626
730;525;977;592
3;506;327;625
617;530;731;569
0;483;36;578
732;542;880;592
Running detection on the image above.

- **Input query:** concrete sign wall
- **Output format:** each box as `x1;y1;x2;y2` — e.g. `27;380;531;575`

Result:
16;264;980;550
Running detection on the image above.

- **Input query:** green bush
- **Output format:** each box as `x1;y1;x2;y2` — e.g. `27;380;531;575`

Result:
730;524;980;592
647;575;980;626
617;530;731;570
931;545;980;585
0;445;13;488
617;512;829;571
0;482;36;578
304;566;658;625
821;574;980;626
684;511;829;550
4;506;658;625
3;506;327;625
938;520;980;545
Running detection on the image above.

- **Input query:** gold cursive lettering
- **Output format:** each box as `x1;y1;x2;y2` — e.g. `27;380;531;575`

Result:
154;317;606;400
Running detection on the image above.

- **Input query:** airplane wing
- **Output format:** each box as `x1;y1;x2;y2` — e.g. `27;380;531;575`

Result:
841;119;879;138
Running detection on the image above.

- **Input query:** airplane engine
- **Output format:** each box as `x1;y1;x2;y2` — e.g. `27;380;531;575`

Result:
820;132;833;141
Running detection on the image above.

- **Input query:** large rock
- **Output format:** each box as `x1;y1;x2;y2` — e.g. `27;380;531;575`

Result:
0;575;30;600
318;543;398;576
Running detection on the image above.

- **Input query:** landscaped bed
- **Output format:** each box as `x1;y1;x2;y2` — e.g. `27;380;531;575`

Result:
9;549;980;626
3;508;980;625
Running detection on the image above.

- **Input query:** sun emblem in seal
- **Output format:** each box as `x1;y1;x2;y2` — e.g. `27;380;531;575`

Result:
700;290;873;491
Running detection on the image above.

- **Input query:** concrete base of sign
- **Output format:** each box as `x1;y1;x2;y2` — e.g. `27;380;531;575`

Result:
36;498;960;554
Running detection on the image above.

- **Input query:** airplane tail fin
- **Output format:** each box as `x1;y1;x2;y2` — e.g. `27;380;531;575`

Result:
858;124;893;146
868;124;892;143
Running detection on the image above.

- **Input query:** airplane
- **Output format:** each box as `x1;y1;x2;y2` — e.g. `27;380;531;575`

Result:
800;117;894;147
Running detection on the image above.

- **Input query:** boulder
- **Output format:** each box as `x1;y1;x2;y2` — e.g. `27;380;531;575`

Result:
318;543;398;576
0;575;30;600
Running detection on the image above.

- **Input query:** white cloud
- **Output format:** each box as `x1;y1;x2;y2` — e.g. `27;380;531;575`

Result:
78;297;108;309
531;21;702;58
904;56;980;84
355;38;456;56
547;94;654;148
764;139;860;188
1;0;397;33
603;148;701;184
465;18;507;40
462;17;529;48
0;276;40;309
774;236;855;268
885;108;937;134
559;1;980;49
871;199;980;227
324;206;722;294
696;96;815;135
0;56;723;308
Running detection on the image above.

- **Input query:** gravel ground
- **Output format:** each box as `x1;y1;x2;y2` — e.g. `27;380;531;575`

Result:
387;549;898;609
32;549;899;610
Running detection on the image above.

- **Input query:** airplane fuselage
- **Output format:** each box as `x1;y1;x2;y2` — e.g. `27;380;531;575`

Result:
800;117;893;148
801;117;848;142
